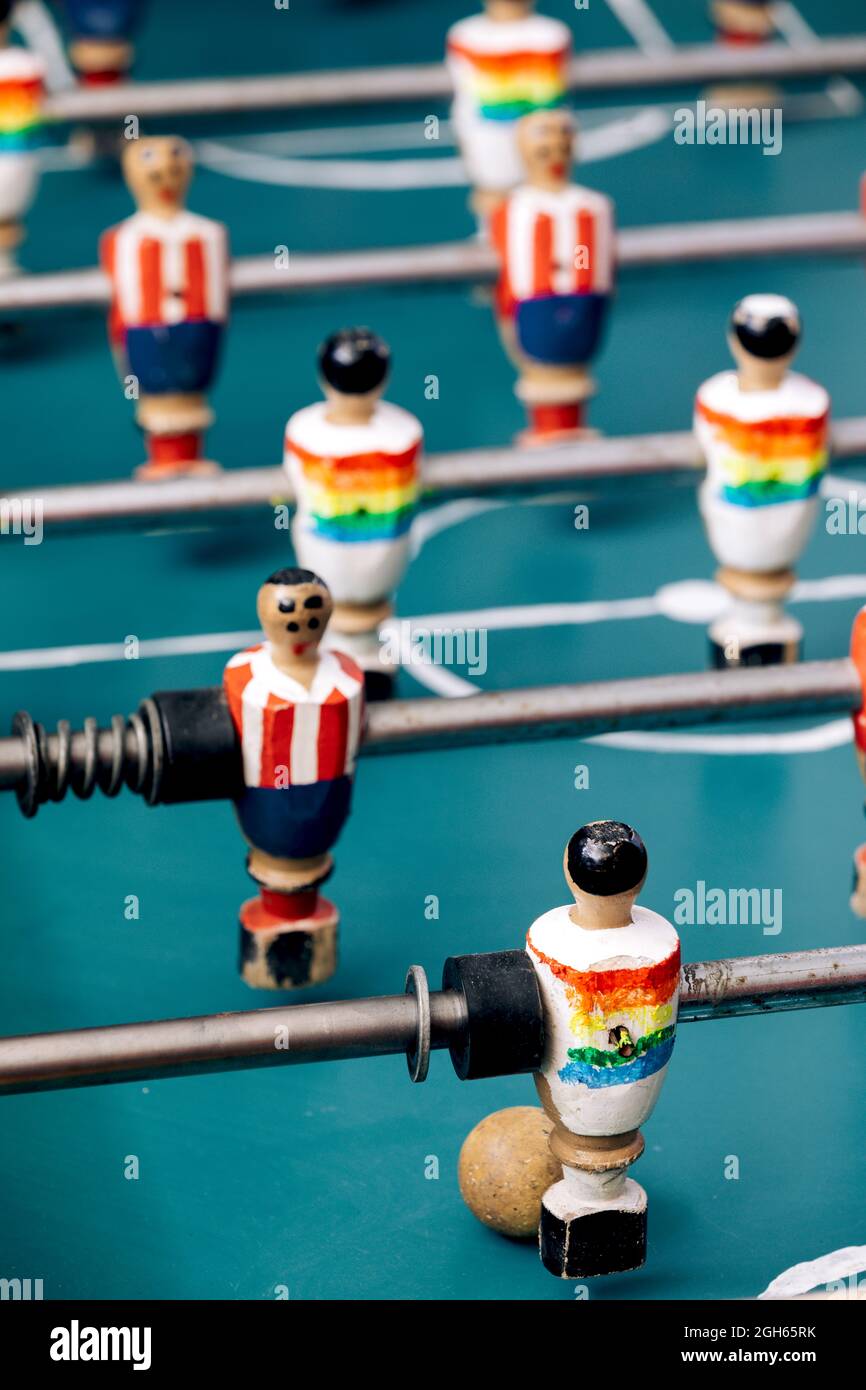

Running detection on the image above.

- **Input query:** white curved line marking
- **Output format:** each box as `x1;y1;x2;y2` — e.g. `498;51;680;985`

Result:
0;630;262;672
589;718;853;755
14;0;76;92
759;1245;866;1300
410;498;507;555
604;0;675;53
195;139;468;191
772;2;863;114
407;597;660;630
1;570;863;679
823;472;866;499
794;574;866;602
219;122;460;158
579;106;673;161
405;662;478;698
194;107;672;192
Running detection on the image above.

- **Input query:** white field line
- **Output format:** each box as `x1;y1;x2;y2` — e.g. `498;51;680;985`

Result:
193;107;673;190
772;2;863;113
14;0;77;93
603;0;675;53
759;1246;866;1300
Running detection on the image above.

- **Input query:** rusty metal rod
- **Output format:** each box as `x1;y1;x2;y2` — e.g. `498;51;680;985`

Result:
0;659;860;802
1;210;863;314
0;945;862;1096
359;659;861;756
4;417;866;530
39;37;866;122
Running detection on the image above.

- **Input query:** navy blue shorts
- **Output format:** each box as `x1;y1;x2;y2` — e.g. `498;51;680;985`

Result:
125;320;223;395
234;777;354;860
64;1;143;39
515;293;609;367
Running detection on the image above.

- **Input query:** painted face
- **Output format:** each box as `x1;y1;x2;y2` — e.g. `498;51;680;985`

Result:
122;137;194;214
518;111;576;184
257;581;333;659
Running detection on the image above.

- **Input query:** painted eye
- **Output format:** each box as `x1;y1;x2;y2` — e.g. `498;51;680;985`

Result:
140;147;155;162
278;599;296;614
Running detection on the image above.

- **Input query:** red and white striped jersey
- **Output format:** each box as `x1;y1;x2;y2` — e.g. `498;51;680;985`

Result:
224;645;365;790
490;183;615;318
101;209;230;343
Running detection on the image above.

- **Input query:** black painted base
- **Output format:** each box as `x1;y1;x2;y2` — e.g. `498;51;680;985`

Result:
539;1202;647;1279
238;896;338;990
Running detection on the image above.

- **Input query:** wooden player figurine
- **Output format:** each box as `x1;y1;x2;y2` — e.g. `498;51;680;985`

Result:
710;0;775;48
695;295;830;668
62;0;145;86
101;136;230;479
526;822;679;1278
490;109;615;444
706;1;777;109
0;2;44;280
446;0;572;227
223;569;365;990
283;329;423;700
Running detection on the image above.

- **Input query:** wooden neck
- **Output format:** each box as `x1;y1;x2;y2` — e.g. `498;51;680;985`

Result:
325;396;377;426
736;361;787;393
568;888;638;931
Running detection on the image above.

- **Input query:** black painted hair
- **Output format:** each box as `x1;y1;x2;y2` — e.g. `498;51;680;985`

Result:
731;297;800;361
0;1;14;22
318;328;391;394
265;567;328;589
566;822;647;897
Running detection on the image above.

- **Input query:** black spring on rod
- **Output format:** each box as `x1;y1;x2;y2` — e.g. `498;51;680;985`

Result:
11;707;158;818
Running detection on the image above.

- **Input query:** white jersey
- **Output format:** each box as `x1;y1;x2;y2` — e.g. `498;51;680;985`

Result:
527;904;680;1136
447;11;572;192
695;370;830;572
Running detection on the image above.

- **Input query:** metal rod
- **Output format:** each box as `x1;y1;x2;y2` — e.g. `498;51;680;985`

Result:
0;660;859;798
39;38;866;122
0;945;862;1097
360;659;861;755
0;991;467;1095
6;417;866;531
681;944;866;1021
1;210;863;315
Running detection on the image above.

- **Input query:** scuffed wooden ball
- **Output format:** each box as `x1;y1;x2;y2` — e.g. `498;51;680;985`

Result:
458;1106;561;1240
